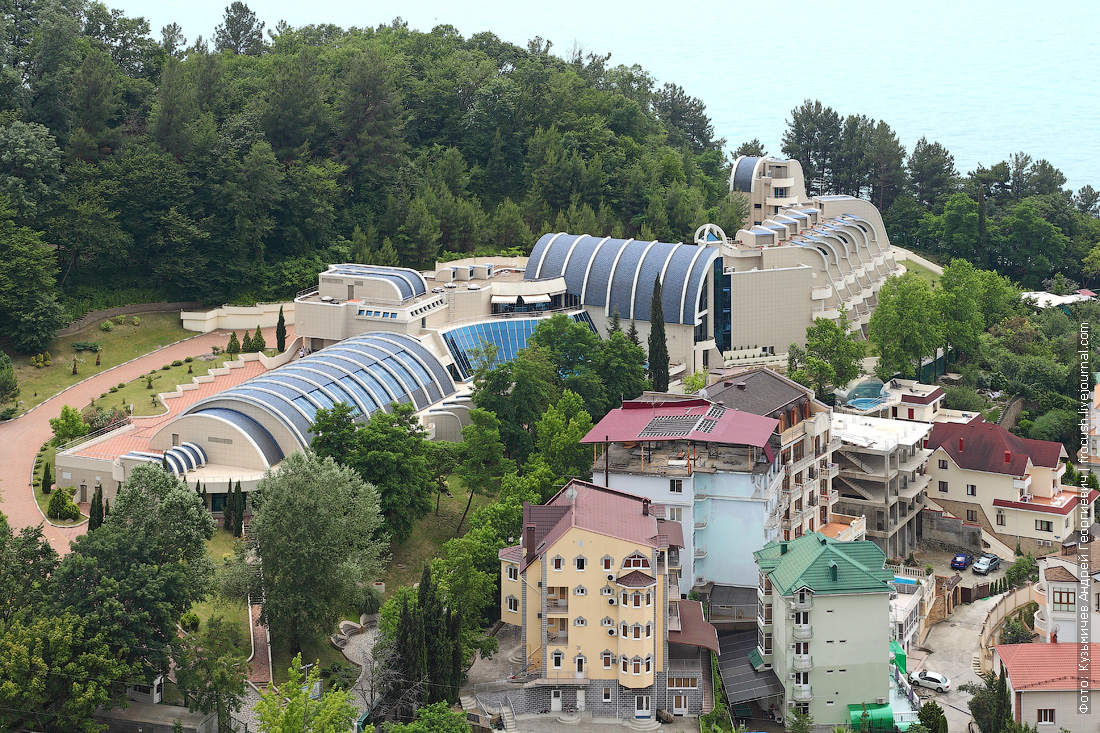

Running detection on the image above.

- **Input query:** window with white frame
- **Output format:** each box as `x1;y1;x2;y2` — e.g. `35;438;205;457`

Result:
632;592;642;608
551;651;563;669
621;591;628;605
574;617;587;627
506;565;518;581
623;553;650;569
602;651;613;669
1053;590;1074;612
668;677;698;689
552;556;563;571
574;586;587;596
668;506;683;522
670;479;683;493
603;687;612;702
632;657;642;675
645;590;652;606
644;656;652;673
1036;520;1053;532
1036;709;1055;724
575;556;587;571
601;616;614;627
506;596;518;613
621;623;628;638
645;622;652;638
602;556;614;571
601;586;614;596
621;656;628;673
966;484;977;496
632;624;642;639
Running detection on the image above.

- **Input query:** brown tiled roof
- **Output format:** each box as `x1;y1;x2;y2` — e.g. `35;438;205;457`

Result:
655;518;684;549
996;643;1100;690
669;600;719;654
703;367;809;418
1043;566;1077;582
498;544;522;562
927;421;1066;475
616;570;656;587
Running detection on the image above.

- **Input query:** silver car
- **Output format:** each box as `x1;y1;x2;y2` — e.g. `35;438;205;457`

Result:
909;670;951;693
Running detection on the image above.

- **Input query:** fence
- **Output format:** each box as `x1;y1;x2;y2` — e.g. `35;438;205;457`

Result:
977;583;1036;673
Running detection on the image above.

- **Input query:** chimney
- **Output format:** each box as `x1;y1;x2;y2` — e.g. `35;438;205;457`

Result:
737;381;748;390
958;438;964;452
1004;451;1012;464
779;542;788;555
642;497;651;516
523;510;536;564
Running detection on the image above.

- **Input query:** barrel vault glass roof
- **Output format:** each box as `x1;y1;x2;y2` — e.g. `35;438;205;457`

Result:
326;265;428;300
731;156;762;192
524;233;718;325
184;332;455;452
443;312;598;381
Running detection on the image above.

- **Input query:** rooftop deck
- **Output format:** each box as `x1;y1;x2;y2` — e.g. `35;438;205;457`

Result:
598;441;771;476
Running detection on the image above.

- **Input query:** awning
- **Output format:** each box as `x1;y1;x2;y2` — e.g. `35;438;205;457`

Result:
748;648;764;672
891;639;907;675
491;295;518;305
668;600;719;653
520;293;551;304
716;630;785;704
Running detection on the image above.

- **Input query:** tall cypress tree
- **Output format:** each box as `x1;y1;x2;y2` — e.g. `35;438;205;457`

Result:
104;497;109;518
275;306;287;351
223;480;235;534
647;276;670;392
234;480;244;536
40;461;52;494
89;484;104;530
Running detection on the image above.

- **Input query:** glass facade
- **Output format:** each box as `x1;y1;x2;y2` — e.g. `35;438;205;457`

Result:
443;312;598;380
713;258;731;353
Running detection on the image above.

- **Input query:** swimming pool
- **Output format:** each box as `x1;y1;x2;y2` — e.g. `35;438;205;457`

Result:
848;397;886;410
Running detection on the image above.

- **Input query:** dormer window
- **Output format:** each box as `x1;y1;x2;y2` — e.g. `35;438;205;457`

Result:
623;553;650;570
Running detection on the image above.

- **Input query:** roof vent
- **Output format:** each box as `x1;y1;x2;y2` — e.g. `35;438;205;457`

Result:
1004;451;1012;463
958;438;964;452
779;542;788;555
737;382;748;390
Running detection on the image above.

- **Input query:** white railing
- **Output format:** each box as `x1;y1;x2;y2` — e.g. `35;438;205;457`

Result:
56;417;133;452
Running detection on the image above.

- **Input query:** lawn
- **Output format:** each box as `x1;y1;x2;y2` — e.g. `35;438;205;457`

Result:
190;528;250;657
381;476;494;595
98;353;234;416
900;258;941;288
3;312;195;414
31;442;86;525
270;636;354;686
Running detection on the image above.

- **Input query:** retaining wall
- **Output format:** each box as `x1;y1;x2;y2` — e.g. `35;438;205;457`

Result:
181;302;294;333
920;508;983;552
978;584;1036;673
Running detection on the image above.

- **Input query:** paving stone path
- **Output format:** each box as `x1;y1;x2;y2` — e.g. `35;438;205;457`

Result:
0;324;291;556
249;602;272;685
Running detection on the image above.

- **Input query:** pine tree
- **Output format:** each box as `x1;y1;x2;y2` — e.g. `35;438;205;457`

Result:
627;319;641;348
227;331;241;354
275;306;286;351
376;237;399;267
607;307;622;335
40;461;52;494
241;329;253;353
647;276;670;392
234;480;244;536
251;325;266;353
194;479;201;495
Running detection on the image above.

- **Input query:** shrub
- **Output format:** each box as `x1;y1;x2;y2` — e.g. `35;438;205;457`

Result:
184;356;193;363
179;611;200;632
943;386;988;412
109;386;117;393
161;365;171;371
72;341;100;352
100;320;113;332
101;392;107;398
132;316;140;326
0;407;16;420
118;383;125;389
171;360;183;367
47;486;80;521
114;315;125;325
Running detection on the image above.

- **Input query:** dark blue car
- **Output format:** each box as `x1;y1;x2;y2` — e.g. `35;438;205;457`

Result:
951;552;974;570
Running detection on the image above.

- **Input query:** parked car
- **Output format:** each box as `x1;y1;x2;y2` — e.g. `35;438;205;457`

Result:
909;670;951;693
973;554;1001;575
950;552;974;570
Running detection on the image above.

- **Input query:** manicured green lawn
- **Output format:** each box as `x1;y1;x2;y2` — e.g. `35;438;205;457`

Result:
270;637;353;686
381;476;494;596
3;312;195;414
101;353;234;416
190;529;250;657
900;258;941;288
31;442;86;525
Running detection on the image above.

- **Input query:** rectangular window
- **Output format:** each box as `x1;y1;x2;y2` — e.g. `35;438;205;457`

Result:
603;653;613;669
938;459;948;469
908;408;915;420
553;557;563;571
938;481;948;493
507;565;518;581
670;479;683;493
1053;590;1074;612
966;510;978;522
668;507;683;522
575;558;586;571
603;557;613;571
1036;709;1055;724
506;597;518;613
603;687;612;702
967;484;977;496
1036;520;1053;532
996;513;1006;526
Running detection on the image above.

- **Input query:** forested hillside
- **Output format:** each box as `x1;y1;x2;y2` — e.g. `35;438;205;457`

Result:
0;1;742;353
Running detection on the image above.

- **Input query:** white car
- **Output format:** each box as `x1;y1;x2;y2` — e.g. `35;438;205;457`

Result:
909;670;950;693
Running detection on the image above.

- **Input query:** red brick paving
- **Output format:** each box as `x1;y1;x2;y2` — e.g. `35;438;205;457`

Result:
0;325;293;556
249;601;272;685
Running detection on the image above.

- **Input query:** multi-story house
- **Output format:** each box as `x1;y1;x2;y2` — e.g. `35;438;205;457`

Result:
748;533;899;727
830;414;932;559
885;563;935;653
497;480;719;721
581;394;783;595
993;643;1100;732
1033;527;1100;643
924;421;1094;556
702;366;840;542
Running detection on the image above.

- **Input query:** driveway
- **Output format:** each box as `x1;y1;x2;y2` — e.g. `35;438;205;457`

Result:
916;547;1010;589
0;324;291;556
916;595;997;732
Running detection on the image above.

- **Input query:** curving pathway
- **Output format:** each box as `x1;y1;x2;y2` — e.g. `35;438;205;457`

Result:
0;324;292;556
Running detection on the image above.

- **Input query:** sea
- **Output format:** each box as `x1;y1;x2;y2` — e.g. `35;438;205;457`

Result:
120;0;1099;191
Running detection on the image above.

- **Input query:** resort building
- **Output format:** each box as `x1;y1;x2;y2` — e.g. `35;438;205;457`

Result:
923;421;1094;557
830;414;933;559
581;395;783;594
701;366;841;543
717;532;916;728
497;480;719;721
836;377;987;426
1032;525;1100;643
993;643;1100;733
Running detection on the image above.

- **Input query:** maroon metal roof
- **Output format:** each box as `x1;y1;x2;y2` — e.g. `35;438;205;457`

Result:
655;518;685;549
582;398;778;449
927;421;1066;475
498;544;522;562
617;570;657;587
669;600;719;654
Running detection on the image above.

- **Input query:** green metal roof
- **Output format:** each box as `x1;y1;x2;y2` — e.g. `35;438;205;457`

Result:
849;703;895;731
748;648;764;671
754;533;894;596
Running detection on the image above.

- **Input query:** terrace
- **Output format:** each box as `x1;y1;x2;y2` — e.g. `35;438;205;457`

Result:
598;440;772;477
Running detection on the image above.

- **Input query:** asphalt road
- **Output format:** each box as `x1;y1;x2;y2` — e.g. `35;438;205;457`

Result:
917;595;998;732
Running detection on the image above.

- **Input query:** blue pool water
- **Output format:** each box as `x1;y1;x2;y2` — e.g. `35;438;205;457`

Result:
849;397;885;410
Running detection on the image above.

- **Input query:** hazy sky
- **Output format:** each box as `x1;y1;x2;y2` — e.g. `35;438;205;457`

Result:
113;0;1100;189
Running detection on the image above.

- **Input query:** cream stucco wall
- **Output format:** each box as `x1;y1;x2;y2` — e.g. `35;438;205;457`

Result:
181;302;293;333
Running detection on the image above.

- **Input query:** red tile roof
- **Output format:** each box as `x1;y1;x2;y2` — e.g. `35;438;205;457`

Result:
582;398;778;450
617;570;657;587
927;421;1066;476
996;643;1100;691
498;544;522;562
521;480;685;571
669;600;719;654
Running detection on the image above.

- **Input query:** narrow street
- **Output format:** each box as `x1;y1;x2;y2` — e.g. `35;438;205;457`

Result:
918;596;997;732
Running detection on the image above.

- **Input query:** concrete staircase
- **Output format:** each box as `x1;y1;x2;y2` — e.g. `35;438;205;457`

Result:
459;695;478;713
624;717;662;731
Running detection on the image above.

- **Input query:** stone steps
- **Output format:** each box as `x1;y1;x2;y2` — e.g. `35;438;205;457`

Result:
624;717;662;731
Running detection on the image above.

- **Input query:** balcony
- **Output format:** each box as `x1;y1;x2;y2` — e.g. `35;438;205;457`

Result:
791;684;813;701
792;654;813;672
1033;608;1049;636
822;462;839;479
668;550;680;569
694;548;707;559
792;624;813;641
790;595;813;611
1013;476;1032;492
546;599;568;614
545;631;569;646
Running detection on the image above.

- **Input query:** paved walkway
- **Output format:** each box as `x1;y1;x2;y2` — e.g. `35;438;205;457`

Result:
249;602;272;685
0;324;292;556
919;595;996;732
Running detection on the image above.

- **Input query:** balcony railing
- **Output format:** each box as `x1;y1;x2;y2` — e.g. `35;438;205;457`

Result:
792;624;812;641
791;684;813;701
546;599;568;614
792;654;813;672
790;595;813;611
545;631;569;646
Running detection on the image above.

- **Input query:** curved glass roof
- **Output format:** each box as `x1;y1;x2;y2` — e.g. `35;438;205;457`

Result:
442;312;598;381
327;265;428;300
732;156;762;192
183;332;456;453
524;233;718;325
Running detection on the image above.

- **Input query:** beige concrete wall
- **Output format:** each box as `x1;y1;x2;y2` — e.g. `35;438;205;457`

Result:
728;266;814;354
55;453;125;501
148;414;270;471
181;302;293;333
